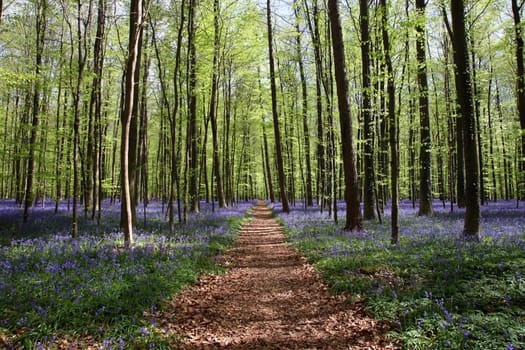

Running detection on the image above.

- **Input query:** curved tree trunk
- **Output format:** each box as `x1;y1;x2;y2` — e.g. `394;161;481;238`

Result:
210;0;226;208
120;0;143;247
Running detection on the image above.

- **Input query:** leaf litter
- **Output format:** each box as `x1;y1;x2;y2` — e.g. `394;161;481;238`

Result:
149;201;399;349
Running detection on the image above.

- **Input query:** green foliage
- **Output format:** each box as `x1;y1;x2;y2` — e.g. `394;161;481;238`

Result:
283;205;525;349
0;209;247;348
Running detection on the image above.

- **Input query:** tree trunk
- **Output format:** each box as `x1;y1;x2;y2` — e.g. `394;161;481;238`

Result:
415;0;433;216
328;0;362;230
187;0;199;213
451;0;480;239
470;41;485;205
487;61;498;201
120;0;143;247
294;2;313;207
128;11;144;226
88;0;106;220
303;0;325;207
70;0;92;237
210;0;226;208
23;0;46;223
267;0;290;213
496;82;511;199
380;0;399;244
360;0;376;220
512;0;525;201
137;32;150;225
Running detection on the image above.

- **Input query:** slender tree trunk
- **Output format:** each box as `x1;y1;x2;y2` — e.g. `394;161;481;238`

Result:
487;61;498;201
304;0;325;207
360;0;376;220
163;0;185;229
415;0;433;216
444;7;466;208
469;41;485;205
137;32;150;223
89;0;106;220
512;0;525;201
451;0;480;239
210;0;226;208
1;95;10;198
263;124;275;202
187;0;199;213
23;0;46;223
128;10;144;226
380;0;399;244
444;33;456;210
120;0;143;247
496;82;511;199
328;0;362;230
70;0;93;237
267;0;290;213
295;2;313;206
223;65;233;205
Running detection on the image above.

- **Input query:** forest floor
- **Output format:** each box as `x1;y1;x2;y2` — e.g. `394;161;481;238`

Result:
151;201;398;349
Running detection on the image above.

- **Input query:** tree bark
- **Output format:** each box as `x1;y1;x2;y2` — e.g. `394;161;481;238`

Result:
451;0;480;239
328;0;362;230
187;0;199;213
267;0;290;213
512;0;525;201
360;0;376;220
294;1;313;207
67;0;92;237
380;0;399;244
210;0;226;208
303;0;325;207
415;0;433;216
88;0;106;220
23;0;46;223
120;0;143;247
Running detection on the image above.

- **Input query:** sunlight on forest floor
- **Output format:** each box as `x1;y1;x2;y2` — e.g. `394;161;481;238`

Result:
279;199;525;349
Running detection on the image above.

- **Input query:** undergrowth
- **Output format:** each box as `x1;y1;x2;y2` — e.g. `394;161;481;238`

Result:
280;200;525;349
0;200;251;349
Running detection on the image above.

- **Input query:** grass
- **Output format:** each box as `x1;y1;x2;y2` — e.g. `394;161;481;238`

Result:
278;200;525;349
0;200;252;349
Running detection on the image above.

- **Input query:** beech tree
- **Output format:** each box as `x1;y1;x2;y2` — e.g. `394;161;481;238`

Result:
23;0;46;224
512;0;525;201
328;0;361;230
415;0;433;216
120;0;143;246
451;0;480;239
380;0;399;243
1;0;524;236
187;0;199;214
360;0;376;220
267;0;290;214
209;0;226;208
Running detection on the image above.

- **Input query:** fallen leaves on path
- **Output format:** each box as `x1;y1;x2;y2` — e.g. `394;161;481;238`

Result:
150;201;399;349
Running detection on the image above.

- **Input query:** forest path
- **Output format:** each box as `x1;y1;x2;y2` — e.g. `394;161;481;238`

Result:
154;201;397;349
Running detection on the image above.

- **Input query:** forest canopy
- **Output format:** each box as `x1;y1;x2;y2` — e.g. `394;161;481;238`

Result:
0;0;524;241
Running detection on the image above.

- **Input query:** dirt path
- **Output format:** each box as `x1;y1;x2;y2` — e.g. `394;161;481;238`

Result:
154;201;397;349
